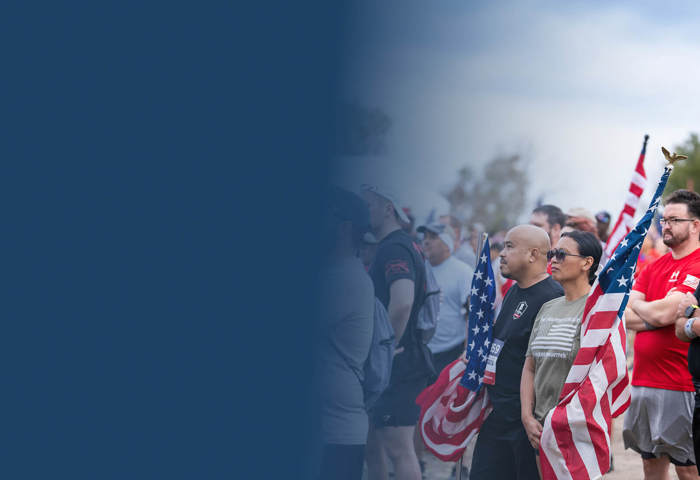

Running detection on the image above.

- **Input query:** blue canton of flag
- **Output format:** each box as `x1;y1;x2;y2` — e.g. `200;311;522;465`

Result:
460;238;496;391
598;165;673;310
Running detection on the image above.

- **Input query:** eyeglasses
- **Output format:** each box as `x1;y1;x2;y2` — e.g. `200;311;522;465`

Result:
659;217;697;226
547;248;588;262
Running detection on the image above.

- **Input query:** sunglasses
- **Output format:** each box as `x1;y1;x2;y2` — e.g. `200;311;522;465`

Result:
547;248;588;262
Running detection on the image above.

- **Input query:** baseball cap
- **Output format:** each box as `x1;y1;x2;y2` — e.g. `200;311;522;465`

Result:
360;184;410;224
595;210;611;224
417;223;456;253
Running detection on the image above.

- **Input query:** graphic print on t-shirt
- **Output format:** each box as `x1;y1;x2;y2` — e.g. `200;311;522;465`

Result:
669;270;680;283
531;318;579;359
513;301;528;319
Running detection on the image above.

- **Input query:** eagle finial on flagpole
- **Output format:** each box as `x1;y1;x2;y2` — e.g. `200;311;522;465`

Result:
661;146;687;165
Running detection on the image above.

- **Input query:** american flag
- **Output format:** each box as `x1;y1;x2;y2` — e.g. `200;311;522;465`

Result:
539;164;673;479
416;238;496;461
604;135;649;258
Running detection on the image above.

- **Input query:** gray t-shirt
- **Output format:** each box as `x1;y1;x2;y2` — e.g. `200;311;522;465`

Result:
526;294;587;423
318;256;374;444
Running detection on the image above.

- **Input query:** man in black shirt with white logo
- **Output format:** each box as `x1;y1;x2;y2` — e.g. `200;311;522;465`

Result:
470;224;563;480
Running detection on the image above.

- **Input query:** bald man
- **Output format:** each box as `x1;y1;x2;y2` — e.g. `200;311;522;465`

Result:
470;225;564;480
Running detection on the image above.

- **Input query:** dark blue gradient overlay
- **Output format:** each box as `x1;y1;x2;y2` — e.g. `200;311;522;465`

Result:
1;2;349;479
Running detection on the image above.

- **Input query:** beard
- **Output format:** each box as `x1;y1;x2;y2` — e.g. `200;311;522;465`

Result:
663;228;689;248
500;262;515;280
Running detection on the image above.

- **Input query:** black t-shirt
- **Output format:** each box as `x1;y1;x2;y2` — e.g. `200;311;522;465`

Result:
369;229;431;380
487;276;564;425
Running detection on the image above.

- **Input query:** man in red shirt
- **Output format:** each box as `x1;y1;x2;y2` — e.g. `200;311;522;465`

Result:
624;189;700;480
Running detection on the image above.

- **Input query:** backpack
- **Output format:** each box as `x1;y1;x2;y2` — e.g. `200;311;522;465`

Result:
330;297;395;411
416;262;441;344
362;298;396;410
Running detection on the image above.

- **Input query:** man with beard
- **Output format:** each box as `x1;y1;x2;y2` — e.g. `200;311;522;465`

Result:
624;189;700;480
469;225;563;480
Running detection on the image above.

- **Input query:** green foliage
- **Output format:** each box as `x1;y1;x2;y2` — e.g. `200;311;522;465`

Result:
335;103;392;156
442;153;529;233
666;133;700;195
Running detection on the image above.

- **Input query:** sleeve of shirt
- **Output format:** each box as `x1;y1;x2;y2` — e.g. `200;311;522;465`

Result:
632;259;650;294
460;265;475;307
381;243;416;287
526;303;547;358
675;261;700;295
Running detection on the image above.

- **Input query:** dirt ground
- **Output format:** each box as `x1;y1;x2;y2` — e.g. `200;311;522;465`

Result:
410;413;682;479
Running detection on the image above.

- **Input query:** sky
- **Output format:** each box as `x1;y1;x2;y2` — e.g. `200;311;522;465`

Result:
331;0;700;225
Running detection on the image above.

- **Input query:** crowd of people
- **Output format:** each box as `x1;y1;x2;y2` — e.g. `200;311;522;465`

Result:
316;182;700;480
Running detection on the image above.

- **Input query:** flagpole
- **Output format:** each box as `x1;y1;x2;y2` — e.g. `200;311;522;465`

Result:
458;231;488;480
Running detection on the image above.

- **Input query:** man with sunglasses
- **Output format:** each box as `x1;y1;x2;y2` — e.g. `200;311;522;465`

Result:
623;189;700;480
470;224;563;480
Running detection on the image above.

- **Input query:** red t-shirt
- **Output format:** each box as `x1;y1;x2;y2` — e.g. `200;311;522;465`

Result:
631;248;700;391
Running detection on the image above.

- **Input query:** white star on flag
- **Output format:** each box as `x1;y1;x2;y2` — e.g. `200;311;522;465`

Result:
476;309;484;319
617;275;628;287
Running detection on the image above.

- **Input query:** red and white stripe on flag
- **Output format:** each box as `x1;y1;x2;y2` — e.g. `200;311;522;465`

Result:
416;359;492;462
604;141;647;258
539;285;630;479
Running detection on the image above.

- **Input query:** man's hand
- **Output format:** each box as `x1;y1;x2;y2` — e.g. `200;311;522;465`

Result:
676;292;698;319
662;146;688;164
522;414;543;450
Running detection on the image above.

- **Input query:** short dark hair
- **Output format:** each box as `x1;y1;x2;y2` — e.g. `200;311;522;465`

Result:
561;230;602;285
665;189;700;219
532;204;566;228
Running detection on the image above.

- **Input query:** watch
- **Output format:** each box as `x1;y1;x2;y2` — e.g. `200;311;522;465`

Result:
685;304;699;318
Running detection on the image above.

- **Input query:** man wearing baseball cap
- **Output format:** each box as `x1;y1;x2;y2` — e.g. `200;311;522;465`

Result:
417;223;475;376
361;184;432;480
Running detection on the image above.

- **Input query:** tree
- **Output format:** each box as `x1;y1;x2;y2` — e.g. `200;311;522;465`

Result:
335;102;392;156
442;153;530;233
666;133;700;194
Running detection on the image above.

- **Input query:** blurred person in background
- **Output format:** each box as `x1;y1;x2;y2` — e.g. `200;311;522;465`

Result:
415;222;474;479
439;214;477;267
595;210;612;243
530;205;567;248
564;207;599;239
418;223;474;377
317;187;375;480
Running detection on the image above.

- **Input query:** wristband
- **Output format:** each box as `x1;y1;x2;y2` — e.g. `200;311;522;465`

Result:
643;321;658;331
685;317;698;339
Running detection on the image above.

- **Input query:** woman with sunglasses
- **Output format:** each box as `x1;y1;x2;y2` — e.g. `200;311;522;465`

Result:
519;231;602;469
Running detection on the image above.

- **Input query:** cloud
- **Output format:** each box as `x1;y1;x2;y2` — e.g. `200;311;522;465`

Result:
338;1;700;225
